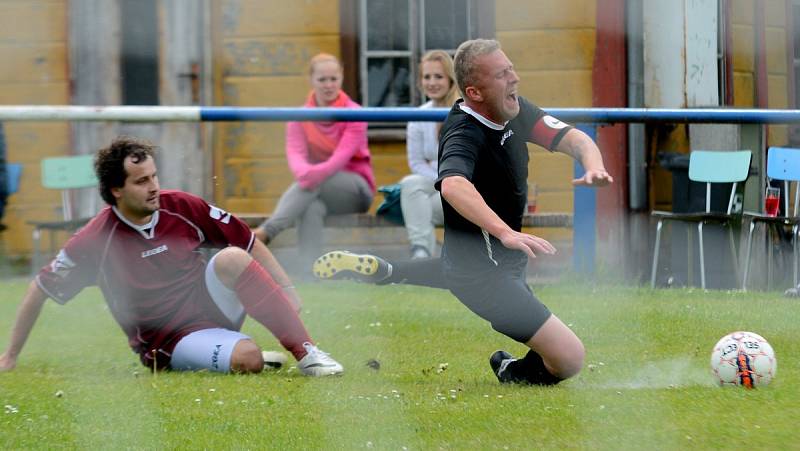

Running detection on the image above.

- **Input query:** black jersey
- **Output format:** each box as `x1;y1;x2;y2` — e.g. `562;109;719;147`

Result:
435;97;572;273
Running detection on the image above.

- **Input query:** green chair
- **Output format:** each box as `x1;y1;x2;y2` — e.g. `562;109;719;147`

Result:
29;155;98;271
741;147;800;290
650;150;752;289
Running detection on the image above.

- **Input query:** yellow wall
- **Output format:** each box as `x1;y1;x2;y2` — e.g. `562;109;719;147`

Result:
497;0;596;218
211;0;342;213
731;0;791;145
0;0;70;256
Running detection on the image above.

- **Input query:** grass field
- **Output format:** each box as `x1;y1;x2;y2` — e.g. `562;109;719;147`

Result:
1;277;798;450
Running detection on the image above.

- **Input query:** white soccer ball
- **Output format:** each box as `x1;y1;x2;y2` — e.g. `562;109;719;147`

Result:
710;331;777;388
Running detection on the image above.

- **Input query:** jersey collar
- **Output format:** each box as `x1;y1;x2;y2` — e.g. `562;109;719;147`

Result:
112;206;160;239
459;103;507;130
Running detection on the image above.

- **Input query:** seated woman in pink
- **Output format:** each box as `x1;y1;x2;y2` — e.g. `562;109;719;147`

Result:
254;53;375;269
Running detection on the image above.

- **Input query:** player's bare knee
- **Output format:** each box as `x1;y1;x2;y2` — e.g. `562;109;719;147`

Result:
230;339;263;374
551;342;585;379
214;247;253;287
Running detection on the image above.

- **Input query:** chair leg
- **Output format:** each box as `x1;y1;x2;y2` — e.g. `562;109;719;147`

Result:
742;221;756;291
31;228;41;276
651;220;663;288
687;225;694;287
793;224;799;288
727;223;740;287
767;223;774;288
698;222;706;290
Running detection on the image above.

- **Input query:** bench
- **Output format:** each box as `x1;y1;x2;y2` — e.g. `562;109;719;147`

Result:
236;212;573;229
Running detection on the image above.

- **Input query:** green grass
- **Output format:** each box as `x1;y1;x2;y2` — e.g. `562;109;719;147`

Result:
1;277;797;450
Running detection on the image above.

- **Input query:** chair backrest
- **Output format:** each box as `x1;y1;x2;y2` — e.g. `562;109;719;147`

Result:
688;150;752;213
766;147;800;216
766;147;800;181
40;155;98;221
41;155;97;190
688;150;752;183
6;163;22;195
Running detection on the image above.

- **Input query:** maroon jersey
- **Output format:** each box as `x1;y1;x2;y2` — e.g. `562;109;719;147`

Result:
36;190;255;368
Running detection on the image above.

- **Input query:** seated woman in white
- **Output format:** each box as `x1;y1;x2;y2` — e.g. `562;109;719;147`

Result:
401;50;460;259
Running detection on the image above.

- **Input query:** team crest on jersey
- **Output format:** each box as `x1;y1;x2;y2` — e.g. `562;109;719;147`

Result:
141;244;168;258
500;129;514;146
209;205;231;224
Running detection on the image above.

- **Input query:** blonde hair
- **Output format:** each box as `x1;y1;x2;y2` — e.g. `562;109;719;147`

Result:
308;53;342;76
420;50;459;107
453;39;501;96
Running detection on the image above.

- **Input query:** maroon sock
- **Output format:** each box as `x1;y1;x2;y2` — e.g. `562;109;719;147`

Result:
234;260;311;360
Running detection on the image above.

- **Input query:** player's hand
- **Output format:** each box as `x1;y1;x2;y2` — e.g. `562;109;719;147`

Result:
0;352;17;372
499;230;556;259
572;170;613;187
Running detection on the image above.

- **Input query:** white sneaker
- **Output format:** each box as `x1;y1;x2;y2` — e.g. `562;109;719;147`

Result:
297;342;344;376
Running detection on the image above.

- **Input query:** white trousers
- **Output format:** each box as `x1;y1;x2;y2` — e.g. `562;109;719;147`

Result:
400;174;443;255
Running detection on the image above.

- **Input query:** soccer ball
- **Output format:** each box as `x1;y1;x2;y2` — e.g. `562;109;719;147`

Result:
710;331;777;388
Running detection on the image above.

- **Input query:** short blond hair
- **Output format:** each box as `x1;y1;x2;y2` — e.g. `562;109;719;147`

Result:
453;39;501;96
308;53;341;76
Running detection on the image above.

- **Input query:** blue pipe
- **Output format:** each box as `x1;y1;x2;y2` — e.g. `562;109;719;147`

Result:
200;107;800;124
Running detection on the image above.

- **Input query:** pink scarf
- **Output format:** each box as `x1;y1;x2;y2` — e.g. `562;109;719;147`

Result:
301;90;350;162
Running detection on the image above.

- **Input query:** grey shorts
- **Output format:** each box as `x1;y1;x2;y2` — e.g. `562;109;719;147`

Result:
447;263;551;343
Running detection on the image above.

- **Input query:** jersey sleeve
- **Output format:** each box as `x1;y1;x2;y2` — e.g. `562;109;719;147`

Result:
435;125;482;191
170;191;255;252
521;97;573;151
35;233;99;304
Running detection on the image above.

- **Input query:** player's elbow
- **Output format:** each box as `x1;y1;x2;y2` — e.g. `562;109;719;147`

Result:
440;175;466;202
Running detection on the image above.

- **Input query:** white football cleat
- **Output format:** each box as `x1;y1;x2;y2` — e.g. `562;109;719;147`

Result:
297;342;344;376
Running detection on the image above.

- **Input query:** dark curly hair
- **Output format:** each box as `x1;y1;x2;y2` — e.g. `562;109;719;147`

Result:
94;136;156;206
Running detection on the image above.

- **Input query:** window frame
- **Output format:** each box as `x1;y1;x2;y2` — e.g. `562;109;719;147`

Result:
341;0;494;114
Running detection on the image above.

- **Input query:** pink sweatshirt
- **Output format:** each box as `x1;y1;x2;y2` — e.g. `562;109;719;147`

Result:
285;98;376;192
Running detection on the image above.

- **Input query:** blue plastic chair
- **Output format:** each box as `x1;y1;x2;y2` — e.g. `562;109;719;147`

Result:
651;150;752;289
5;163;22;195
741;147;800;290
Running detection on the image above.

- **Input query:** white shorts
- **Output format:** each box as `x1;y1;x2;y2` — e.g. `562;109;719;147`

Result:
171;251;250;373
170;328;251;373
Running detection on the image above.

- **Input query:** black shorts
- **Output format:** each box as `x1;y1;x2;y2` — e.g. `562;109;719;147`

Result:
446;262;551;343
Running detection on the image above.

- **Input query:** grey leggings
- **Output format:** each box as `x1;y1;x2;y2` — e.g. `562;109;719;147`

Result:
260;171;373;263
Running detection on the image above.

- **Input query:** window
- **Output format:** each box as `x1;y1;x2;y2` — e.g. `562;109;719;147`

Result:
121;0;159;105
357;0;488;108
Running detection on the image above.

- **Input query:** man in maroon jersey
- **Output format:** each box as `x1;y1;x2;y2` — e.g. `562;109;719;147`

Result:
0;136;342;376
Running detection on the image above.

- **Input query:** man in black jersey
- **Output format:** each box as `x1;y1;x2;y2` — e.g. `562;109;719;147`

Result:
314;39;613;385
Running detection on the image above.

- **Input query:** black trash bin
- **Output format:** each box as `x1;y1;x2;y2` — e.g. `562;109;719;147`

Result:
655;151;740;289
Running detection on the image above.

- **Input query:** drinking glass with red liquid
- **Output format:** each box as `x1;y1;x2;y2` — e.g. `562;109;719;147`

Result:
765;186;780;217
526;183;538;214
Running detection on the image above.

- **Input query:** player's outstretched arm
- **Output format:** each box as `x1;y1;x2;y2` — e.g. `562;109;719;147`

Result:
0;280;49;372
555;128;614;187
440;175;556;259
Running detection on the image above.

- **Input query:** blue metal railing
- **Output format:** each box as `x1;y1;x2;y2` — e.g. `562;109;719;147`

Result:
1;106;800;124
